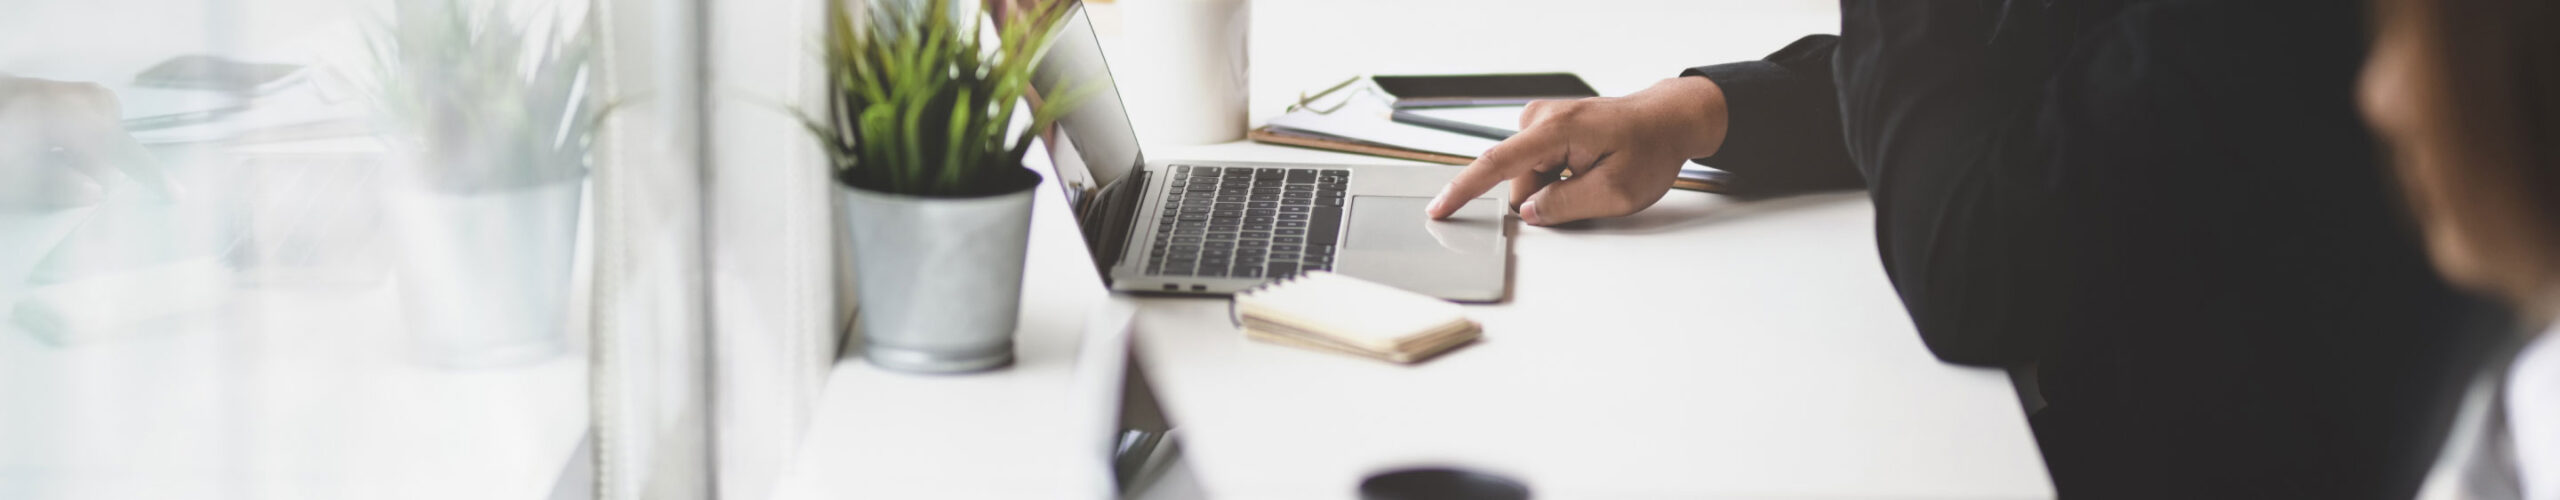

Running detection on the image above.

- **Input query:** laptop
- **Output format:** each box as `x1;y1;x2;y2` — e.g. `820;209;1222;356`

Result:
1031;2;1510;302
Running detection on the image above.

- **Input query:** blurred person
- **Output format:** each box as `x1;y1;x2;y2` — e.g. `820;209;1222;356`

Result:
0;73;171;208
1428;1;2509;498
2361;0;2560;498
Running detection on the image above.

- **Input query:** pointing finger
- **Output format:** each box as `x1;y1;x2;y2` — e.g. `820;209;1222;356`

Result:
1429;123;1564;219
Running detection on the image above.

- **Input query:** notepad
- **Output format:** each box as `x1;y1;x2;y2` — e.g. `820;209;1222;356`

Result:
1232;271;1481;363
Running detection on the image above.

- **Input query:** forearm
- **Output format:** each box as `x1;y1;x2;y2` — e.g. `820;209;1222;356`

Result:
1685;35;1866;194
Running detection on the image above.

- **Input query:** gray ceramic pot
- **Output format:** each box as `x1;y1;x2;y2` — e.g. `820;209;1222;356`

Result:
840;171;1038;373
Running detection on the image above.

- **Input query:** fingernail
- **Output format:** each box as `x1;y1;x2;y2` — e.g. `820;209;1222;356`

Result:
1519;201;1543;225
1426;187;1449;216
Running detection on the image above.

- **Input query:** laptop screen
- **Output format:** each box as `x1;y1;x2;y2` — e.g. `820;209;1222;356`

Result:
1031;1;1143;220
1028;1;1149;278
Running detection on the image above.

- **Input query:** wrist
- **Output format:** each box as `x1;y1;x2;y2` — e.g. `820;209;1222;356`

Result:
1668;75;1731;159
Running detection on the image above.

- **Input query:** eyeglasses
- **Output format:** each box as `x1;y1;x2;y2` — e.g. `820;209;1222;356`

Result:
1286;75;1389;115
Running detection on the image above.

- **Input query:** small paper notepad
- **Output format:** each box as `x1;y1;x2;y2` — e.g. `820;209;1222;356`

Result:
1231;271;1481;363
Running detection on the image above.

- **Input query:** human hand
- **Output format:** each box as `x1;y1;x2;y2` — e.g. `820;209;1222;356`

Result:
0;75;172;208
1425;76;1729;226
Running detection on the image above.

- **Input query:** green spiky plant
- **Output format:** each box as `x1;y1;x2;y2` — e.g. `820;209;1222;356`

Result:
358;0;599;191
812;0;1096;197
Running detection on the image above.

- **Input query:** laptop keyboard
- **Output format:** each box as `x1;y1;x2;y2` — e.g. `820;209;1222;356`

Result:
1146;165;1347;279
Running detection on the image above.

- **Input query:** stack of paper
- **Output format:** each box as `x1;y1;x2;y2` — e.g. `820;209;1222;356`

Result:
1231;271;1480;364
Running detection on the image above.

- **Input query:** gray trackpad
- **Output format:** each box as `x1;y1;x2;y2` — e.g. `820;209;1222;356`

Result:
1346;196;1501;254
1336;195;1508;302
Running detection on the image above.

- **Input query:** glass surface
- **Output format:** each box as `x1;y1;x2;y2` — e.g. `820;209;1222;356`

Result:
1;0;606;497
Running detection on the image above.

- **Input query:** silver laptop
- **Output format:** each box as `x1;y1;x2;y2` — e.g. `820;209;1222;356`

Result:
1033;2;1508;301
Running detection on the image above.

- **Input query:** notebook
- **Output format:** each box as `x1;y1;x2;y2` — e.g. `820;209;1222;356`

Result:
1231;271;1481;363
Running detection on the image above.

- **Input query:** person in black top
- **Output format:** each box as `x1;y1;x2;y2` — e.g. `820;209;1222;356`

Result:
1426;1;2512;498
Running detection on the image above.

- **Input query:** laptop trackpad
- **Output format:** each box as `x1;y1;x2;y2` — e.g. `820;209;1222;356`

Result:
1345;196;1501;253
1335;196;1507;302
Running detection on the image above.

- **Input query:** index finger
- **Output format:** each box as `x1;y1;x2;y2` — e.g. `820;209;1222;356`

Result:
1428;124;1564;219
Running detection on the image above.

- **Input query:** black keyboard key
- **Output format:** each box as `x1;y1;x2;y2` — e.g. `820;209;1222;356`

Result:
1286;169;1318;183
1249;194;1280;202
1277;221;1307;228
1272;244;1302;252
1195;267;1227;278
1214;202;1245;210
1284;184;1315;191
1274;236;1303;244
1242;231;1271;239
1202;248;1233;258
1309;243;1335;255
1231;267;1264;278
1173;236;1203;244
1251;187;1281;195
1282;198;1312;207
1282;191;1313;199
1270;253;1300;262
1243;224;1273;231
1278;212;1309;220
1207;232;1236;240
1237;247;1267;256
1238;240;1270;247
1244;216;1275;224
1247;208;1277;216
1176;221;1207;229
1174;228;1204;235
1217;195;1248;203
1316;197;1344;208
1255;168;1287;179
1159;266;1193;276
1274;228;1306;236
1193;167;1220;175
1170;244;1201;253
1309;207;1344;244
1267;262;1299;276
1280;206;1311;213
1205;241;1235;249
1247;202;1277;209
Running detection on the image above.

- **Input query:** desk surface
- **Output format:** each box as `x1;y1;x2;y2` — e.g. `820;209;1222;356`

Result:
1129;143;2051;499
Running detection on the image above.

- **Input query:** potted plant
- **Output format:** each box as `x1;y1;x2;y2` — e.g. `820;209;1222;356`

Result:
358;0;599;368
811;0;1091;373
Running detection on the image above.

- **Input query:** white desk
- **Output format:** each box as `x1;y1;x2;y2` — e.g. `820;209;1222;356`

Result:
1130;144;2051;499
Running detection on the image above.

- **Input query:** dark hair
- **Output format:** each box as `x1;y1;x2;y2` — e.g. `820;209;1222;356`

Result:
2369;0;2560;321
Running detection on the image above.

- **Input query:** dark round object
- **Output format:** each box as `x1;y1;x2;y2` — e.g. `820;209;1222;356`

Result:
1358;467;1530;500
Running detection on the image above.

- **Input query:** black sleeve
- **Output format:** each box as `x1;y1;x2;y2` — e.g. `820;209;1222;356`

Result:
1682;36;1865;194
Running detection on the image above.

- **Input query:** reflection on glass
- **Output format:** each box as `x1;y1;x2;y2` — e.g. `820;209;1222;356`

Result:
2;0;596;498
358;0;596;368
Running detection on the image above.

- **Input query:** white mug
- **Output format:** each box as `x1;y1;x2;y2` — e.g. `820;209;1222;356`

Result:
1119;0;1251;146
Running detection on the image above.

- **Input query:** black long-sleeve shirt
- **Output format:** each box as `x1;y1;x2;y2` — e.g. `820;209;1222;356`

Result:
1684;1;2509;498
